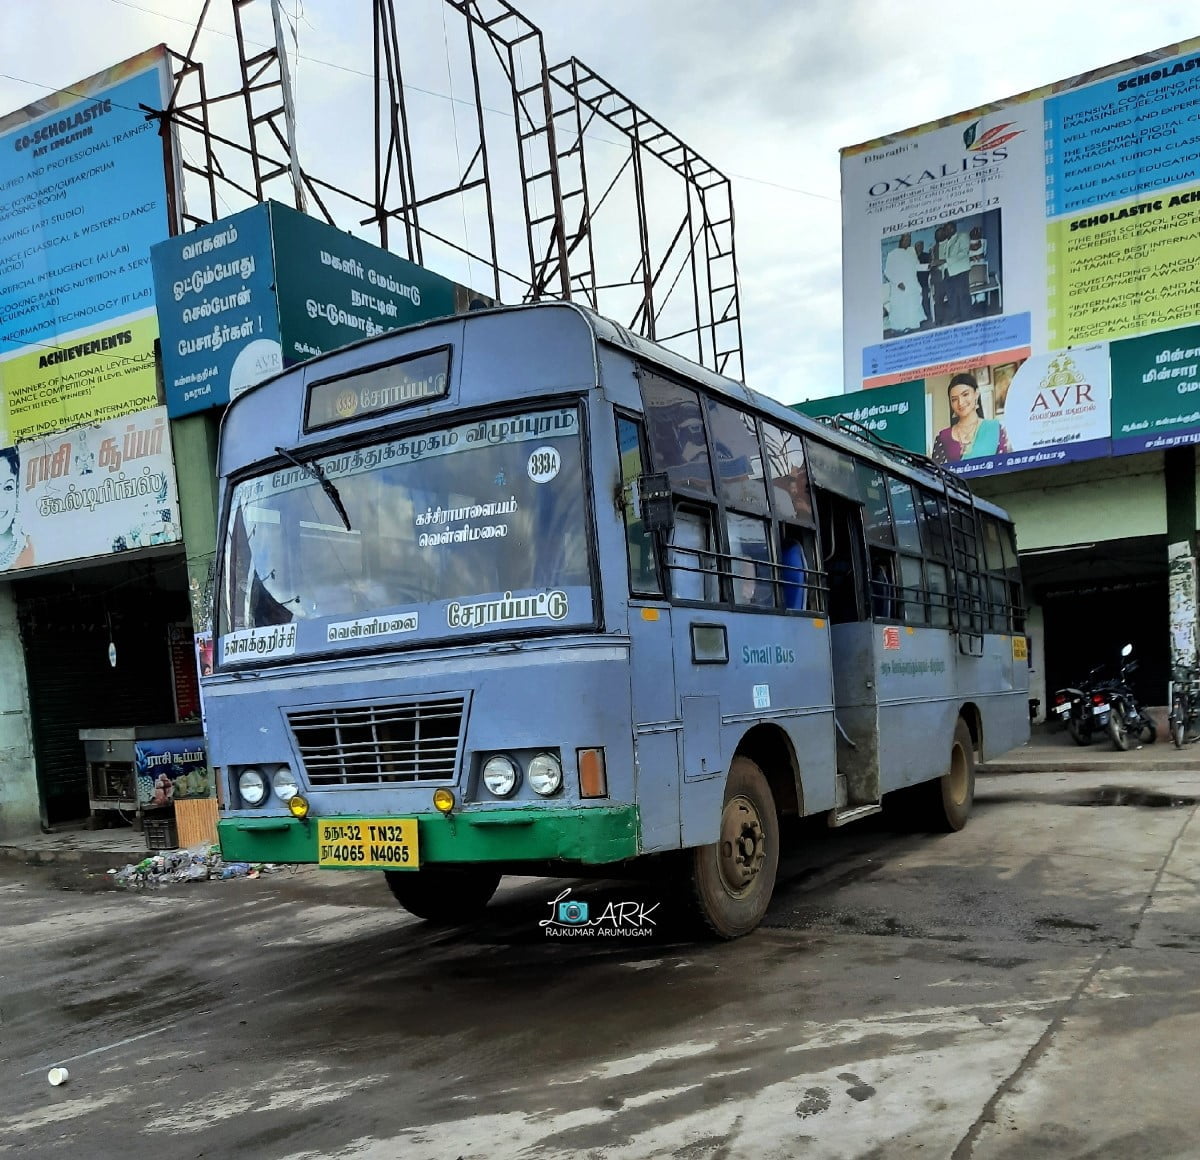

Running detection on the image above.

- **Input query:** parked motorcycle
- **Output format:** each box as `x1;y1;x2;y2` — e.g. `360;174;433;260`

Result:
1099;644;1156;751
1052;664;1110;747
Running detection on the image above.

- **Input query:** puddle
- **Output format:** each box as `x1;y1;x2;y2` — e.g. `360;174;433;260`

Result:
986;786;1198;810
1034;915;1099;931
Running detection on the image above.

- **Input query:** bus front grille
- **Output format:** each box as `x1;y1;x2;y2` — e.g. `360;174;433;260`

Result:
287;697;465;785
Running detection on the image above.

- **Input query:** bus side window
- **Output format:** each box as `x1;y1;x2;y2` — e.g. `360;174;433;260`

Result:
999;521;1025;630
780;526;817;611
616;416;663;596
669;508;719;603
926;561;952;627
858;464;896;620
726;512;774;607
640;374;714;495
900;556;928;624
869;546;899;620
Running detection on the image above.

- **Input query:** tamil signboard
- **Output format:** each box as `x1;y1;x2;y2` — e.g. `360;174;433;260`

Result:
840;37;1200;476
0;405;182;574
0;47;172;447
151;201;493;417
793;380;927;455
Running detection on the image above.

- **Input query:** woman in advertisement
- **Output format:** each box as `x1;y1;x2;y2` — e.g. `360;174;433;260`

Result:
0;446;34;571
932;373;1010;464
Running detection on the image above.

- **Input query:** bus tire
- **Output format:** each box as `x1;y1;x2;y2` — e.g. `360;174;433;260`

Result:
383;866;501;924
688;756;780;940
933;717;976;832
897;717;976;832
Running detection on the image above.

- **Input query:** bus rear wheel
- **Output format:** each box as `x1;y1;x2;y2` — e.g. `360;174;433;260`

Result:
689;756;780;940
932;717;976;832
383;866;501;924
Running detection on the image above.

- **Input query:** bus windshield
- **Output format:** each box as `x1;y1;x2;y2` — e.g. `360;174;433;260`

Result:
218;405;592;654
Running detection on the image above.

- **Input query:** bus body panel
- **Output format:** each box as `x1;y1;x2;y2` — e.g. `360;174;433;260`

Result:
668;602;838;845
211;640;643;864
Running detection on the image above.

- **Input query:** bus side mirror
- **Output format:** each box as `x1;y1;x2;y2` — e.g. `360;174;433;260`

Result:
637;473;674;534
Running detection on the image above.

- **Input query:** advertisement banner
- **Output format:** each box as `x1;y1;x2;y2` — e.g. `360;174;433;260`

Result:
0;48;172;445
152;201;494;416
793;380;927;454
928;344;1112;480
134;736;211;805
1109;324;1200;455
269;201;459;364
840;37;1200;478
150;203;283;417
0;405;182;574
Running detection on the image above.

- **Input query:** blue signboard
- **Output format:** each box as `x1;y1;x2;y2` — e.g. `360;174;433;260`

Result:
134;737;211;805
1044;48;1200;216
150;203;283;416
152;201;493;417
0;49;172;445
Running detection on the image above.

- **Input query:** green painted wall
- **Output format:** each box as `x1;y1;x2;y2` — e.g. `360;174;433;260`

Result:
972;455;1168;552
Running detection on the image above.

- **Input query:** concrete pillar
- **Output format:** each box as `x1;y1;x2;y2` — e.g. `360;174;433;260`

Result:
0;582;39;839
1166;446;1197;555
1166;446;1199;676
170;411;222;634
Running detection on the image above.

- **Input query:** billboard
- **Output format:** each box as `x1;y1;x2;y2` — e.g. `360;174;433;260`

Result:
0;406;182;574
793;380;927;455
840;38;1200;477
151;201;493;417
0;47;173;447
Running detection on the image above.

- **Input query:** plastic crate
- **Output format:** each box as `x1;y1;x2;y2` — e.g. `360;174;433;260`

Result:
144;816;179;851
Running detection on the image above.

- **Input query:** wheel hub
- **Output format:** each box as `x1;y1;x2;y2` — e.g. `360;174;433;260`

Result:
718;795;766;893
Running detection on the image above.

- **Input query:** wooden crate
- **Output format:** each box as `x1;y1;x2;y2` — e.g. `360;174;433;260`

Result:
175;797;219;848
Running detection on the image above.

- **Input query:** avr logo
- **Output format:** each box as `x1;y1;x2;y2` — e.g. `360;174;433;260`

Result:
963;120;1024;151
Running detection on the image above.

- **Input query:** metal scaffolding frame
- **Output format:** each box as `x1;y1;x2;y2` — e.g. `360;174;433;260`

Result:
155;0;744;378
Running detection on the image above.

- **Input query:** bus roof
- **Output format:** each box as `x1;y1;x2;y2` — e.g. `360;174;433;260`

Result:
223;299;1013;524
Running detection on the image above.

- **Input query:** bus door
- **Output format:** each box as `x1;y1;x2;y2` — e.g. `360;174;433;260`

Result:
618;417;682;852
628;599;682;851
812;484;882;820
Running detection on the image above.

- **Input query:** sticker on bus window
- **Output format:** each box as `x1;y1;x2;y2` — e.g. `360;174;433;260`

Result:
527;446;561;484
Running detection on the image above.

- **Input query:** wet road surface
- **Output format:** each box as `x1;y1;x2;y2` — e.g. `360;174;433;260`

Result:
3;768;1200;1159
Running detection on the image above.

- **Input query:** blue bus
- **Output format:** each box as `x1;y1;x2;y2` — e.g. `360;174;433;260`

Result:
210;302;1029;938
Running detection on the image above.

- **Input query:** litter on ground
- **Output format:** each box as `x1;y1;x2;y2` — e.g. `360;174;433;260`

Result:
109;844;275;888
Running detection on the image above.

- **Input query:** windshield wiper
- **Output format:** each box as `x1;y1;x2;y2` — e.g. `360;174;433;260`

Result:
274;445;352;531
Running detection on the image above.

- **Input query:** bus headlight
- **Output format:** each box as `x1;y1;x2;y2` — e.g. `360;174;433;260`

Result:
238;767;268;807
482;754;519;797
271;767;300;801
528;752;563;796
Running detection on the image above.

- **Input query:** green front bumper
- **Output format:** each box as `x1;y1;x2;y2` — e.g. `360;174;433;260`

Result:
218;804;641;867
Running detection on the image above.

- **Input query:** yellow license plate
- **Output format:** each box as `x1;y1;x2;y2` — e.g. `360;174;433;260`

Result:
317;818;419;869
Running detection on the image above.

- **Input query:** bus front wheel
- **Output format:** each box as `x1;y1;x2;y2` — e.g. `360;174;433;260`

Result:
689;756;780;940
383;866;501;924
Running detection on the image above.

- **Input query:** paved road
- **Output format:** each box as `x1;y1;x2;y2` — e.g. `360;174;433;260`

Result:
3;768;1200;1159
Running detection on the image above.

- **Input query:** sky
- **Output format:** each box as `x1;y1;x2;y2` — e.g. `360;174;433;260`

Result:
1;0;1197;404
